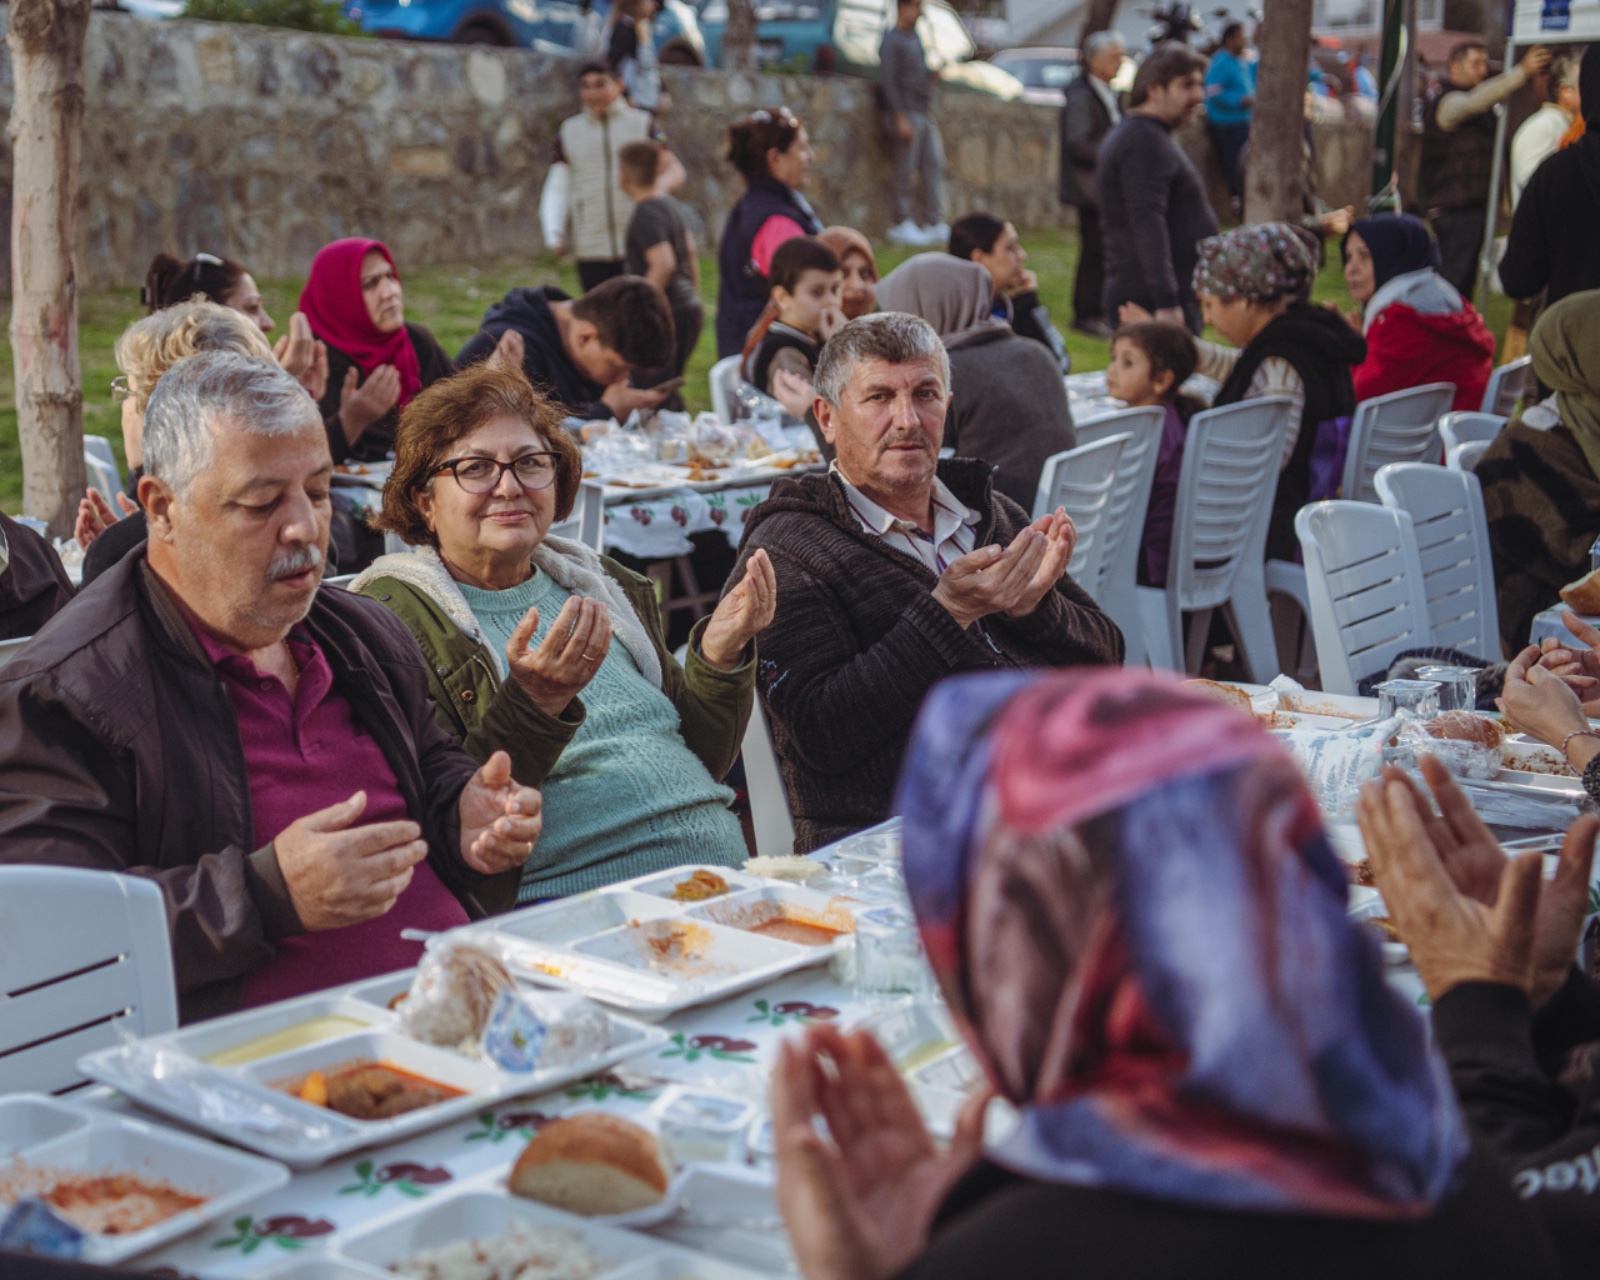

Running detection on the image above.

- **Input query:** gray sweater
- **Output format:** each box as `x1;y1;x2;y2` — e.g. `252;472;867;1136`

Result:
879;26;931;114
947;333;1077;511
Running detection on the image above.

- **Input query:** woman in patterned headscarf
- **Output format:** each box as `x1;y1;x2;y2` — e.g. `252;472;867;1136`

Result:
1122;222;1366;563
770;669;1564;1280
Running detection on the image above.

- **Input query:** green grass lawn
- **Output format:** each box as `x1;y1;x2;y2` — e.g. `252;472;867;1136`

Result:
0;226;1516;512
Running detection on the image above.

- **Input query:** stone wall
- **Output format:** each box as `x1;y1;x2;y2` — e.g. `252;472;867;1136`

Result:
0;12;1066;289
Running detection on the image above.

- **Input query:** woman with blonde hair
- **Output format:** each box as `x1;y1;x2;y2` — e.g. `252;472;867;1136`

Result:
74;300;280;584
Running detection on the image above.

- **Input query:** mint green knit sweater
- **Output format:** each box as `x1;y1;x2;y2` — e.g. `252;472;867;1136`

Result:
458;571;745;900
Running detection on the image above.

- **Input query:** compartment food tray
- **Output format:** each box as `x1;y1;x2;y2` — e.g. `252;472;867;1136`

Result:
463;866;857;1018
78;985;668;1169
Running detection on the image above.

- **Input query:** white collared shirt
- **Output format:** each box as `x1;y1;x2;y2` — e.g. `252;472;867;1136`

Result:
1088;73;1121;125
830;462;981;575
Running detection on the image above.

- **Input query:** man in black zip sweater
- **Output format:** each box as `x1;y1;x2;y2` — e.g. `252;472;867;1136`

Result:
1360;755;1600;1277
728;313;1122;852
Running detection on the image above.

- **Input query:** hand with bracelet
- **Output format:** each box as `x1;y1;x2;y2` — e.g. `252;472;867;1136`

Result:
1498;644;1600;786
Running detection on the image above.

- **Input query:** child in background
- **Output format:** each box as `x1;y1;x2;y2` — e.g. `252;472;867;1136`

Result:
741;237;843;398
619;140;701;388
1103;320;1204;587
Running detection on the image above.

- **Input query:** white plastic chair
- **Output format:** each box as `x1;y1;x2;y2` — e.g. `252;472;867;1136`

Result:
1032;433;1130;597
1135;397;1295;682
1374;462;1499;661
709;356;745;424
1341;382;1455;503
83;434;122;496
741;698;796;858
545;479;606;553
1436;411;1505;456
0;867;177;1094
1481;355;1531;416
1070;407;1166;665
1447;440;1490;473
0;636;32;668
1296;501;1433;696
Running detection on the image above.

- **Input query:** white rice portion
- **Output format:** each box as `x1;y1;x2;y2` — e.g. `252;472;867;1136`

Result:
388;1221;611;1280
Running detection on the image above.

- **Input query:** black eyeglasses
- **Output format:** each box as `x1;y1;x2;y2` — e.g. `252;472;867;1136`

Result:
434;452;560;494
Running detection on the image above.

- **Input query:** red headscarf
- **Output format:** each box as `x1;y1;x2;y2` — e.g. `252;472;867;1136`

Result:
298;239;422;407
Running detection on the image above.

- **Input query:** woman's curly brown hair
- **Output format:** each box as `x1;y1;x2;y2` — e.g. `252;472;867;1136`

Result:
374;361;583;548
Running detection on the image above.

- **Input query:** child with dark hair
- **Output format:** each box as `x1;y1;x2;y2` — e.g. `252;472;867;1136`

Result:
948;212;1070;374
1104;319;1204;586
620;139;701;384
740;237;842;397
456;275;677;421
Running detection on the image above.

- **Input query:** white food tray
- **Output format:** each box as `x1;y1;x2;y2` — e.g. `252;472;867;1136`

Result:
0;1094;288;1265
465;866;855;1019
294;1187;768;1279
78;985;668;1170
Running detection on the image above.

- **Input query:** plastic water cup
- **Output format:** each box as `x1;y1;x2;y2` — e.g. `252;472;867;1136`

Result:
1375;679;1441;720
1415;665;1478;713
854;905;926;1000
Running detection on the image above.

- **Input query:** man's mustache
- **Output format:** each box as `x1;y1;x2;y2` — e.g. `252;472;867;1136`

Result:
266;545;324;582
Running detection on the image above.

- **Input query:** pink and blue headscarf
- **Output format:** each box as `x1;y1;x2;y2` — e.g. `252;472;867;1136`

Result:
893;668;1469;1219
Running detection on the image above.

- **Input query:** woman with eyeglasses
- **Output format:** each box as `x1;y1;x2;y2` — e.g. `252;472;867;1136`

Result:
716;107;825;358
353;363;776;901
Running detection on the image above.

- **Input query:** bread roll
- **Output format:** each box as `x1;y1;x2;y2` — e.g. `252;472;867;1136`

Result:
1560;567;1600;616
509;1114;671;1216
1184;679;1253;713
1423;711;1502;750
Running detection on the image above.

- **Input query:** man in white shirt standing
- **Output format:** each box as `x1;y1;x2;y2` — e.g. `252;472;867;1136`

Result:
1059;31;1125;338
1512;54;1580;209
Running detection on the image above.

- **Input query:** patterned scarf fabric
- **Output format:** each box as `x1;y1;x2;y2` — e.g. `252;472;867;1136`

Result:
894;668;1469;1219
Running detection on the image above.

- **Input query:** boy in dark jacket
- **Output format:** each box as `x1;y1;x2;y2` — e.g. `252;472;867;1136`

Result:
456;276;676;421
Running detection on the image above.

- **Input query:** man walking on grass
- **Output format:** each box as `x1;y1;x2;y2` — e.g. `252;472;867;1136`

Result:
880;0;947;248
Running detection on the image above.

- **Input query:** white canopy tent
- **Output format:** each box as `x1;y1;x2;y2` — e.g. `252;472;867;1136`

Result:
1477;2;1598;300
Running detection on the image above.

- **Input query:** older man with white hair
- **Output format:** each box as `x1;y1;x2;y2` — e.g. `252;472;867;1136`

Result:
1060;29;1125;338
0;352;542;1022
730;313;1123;851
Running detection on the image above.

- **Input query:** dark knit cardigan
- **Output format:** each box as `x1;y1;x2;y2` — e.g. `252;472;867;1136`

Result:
729;459;1124;852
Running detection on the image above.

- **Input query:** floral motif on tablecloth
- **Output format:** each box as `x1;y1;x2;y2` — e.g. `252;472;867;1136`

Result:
464;1107;560;1143
659;1032;759;1064
563;1070;662;1103
210;1214;335;1255
746;998;839;1028
339;1158;452;1198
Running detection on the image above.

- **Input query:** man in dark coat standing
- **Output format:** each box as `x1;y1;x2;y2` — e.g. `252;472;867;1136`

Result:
1059;30;1125;339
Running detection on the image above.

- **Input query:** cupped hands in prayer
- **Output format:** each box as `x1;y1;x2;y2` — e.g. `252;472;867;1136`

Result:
274;790;430;932
700;548;777;671
931;508;1075;629
1356;757;1598;1008
458;749;544;874
273;312;330;400
339;363;402;439
506;595;615;717
74;487;140;550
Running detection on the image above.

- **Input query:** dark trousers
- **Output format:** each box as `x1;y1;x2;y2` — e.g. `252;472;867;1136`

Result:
1431;207;1487;298
577;259;626;293
1072;204;1105;324
1207;120;1251;201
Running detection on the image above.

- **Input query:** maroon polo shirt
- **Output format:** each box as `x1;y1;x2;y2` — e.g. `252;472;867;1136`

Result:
191;623;469;1006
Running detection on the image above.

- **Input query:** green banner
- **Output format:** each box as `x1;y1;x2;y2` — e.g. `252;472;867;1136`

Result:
1371;0;1406;208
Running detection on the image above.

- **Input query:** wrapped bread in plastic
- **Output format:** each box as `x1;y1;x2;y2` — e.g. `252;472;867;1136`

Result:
1423;711;1503;750
397;938;513;1050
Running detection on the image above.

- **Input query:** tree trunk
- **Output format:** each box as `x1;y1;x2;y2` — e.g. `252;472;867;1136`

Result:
722;0;757;72
8;0;91;537
1243;0;1315;227
1078;0;1119;43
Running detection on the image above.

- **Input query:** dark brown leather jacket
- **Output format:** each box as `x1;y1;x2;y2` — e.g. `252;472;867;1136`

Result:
0;511;74;640
0;551;517;1022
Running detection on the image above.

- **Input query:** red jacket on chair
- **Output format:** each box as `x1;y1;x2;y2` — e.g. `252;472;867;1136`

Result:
1353;302;1497;413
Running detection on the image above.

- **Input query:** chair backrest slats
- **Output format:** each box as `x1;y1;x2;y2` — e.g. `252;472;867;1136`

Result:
1297;500;1433;695
1374;462;1499;660
1169;398;1294;610
1341;383;1455;503
0;868;177;1094
1437;411;1506;455
1035;434;1130;594
1482;356;1531;417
